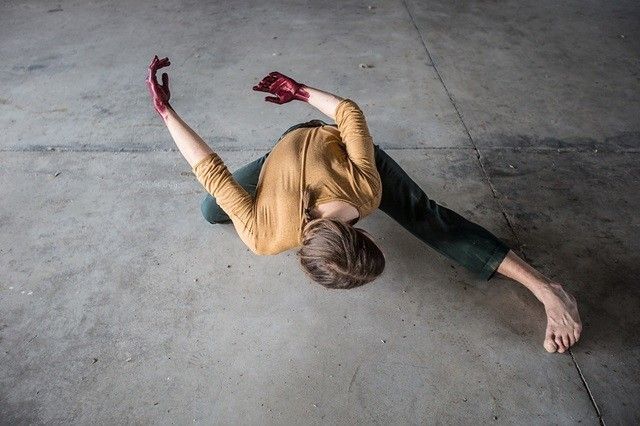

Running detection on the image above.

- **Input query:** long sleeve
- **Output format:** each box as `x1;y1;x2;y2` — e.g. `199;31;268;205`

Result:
334;99;380;189
192;153;256;247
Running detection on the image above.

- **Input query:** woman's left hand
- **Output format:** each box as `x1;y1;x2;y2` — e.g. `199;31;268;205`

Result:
253;71;309;104
146;55;172;119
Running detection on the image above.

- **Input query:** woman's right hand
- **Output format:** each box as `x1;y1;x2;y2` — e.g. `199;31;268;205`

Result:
252;71;310;104
146;55;172;119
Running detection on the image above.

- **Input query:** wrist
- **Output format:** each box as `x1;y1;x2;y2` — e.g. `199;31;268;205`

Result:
159;103;174;122
294;84;310;102
537;281;562;307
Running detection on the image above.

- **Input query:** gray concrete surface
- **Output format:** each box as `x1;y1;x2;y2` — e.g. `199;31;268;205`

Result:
1;0;638;424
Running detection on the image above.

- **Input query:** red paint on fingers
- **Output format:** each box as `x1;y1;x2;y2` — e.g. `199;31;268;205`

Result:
146;55;172;119
252;71;309;104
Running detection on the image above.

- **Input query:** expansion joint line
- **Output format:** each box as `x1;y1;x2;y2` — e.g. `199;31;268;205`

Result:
570;351;604;424
400;1;603;424
400;0;523;253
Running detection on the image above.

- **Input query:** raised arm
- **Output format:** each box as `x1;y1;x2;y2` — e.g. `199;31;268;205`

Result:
146;56;256;243
252;72;377;174
146;55;213;166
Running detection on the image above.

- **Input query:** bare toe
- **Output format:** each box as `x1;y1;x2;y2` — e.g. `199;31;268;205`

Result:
543;282;582;354
561;334;571;349
544;337;557;353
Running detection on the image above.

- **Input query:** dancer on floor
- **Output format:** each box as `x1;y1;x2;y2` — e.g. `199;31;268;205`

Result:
146;55;581;353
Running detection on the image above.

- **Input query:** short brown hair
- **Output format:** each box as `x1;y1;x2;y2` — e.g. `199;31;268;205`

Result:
296;218;385;289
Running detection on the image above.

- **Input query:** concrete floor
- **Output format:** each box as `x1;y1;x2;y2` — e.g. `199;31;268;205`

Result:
1;0;638;424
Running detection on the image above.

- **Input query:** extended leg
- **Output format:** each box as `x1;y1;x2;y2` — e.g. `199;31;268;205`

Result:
373;146;581;353
200;153;269;224
374;145;509;280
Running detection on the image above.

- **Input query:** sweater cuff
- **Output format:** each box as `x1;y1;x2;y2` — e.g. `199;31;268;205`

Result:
192;152;218;175
335;98;358;122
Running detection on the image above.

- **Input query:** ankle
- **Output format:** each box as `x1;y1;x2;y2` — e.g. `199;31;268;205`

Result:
539;282;566;307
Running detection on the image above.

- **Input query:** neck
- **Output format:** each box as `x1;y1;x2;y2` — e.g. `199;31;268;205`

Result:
311;201;359;224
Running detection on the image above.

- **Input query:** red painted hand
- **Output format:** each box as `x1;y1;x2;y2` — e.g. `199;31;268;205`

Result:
146;55;171;119
252;71;309;104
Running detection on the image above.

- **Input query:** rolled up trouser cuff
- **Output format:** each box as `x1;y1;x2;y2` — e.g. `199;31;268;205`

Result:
478;243;510;281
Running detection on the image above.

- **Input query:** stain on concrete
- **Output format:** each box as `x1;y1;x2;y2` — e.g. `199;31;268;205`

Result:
0;397;41;424
94;106;112;116
26;64;47;71
477;132;640;151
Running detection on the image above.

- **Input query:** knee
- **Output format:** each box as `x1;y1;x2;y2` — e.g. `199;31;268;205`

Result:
200;196;230;224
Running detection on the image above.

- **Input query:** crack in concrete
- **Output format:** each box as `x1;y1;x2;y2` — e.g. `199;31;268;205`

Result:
348;363;361;394
401;0;523;252
400;0;605;424
570;350;605;425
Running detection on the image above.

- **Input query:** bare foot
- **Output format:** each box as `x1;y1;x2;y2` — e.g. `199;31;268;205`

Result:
542;283;582;353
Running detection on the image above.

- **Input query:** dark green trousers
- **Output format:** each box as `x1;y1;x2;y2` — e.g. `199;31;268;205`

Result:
201;120;509;280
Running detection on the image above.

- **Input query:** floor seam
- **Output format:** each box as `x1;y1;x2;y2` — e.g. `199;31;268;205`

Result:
570;351;605;425
400;0;523;249
0;146;470;153
400;0;604;424
2;146;639;154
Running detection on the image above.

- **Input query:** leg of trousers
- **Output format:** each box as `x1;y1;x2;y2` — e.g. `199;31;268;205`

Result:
372;145;509;280
200;122;510;280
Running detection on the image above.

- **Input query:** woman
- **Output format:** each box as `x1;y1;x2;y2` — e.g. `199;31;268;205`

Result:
146;55;581;354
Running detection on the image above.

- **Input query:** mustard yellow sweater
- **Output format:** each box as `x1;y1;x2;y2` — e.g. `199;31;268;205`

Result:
192;99;382;255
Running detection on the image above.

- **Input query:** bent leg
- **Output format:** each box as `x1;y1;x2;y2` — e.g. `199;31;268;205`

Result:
200;153;269;224
374;145;509;280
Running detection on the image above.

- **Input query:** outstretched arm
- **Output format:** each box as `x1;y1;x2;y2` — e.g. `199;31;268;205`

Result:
253;71;380;192
146;55;213;167
146;55;256;249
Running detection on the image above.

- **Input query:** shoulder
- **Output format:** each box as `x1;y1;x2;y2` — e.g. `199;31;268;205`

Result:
249;240;297;256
